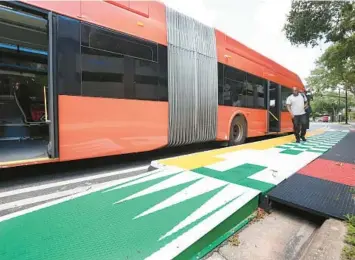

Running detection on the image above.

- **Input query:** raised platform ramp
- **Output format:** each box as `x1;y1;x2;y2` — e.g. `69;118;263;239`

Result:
268;130;355;220
0;129;347;260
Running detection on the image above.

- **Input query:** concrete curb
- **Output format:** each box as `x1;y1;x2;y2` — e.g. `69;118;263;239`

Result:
300;219;346;260
147;165;158;171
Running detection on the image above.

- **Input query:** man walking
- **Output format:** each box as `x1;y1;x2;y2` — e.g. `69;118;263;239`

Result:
286;87;308;143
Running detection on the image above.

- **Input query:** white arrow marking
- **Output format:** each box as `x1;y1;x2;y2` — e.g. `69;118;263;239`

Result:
134;177;228;219
114;171;202;205
159;184;247;240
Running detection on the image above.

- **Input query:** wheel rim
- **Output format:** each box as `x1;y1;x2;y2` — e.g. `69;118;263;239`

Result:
233;121;244;143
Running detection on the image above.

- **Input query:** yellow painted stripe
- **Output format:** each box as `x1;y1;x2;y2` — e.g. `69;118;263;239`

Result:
0;157;55;168
158;129;325;170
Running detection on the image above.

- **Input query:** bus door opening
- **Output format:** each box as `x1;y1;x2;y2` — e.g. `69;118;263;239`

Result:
268;82;281;132
0;3;56;165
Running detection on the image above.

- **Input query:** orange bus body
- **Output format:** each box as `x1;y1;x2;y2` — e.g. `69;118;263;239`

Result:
58;96;168;161
2;1;304;167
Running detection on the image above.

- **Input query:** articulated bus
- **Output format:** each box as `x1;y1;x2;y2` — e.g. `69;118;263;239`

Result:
0;1;304;168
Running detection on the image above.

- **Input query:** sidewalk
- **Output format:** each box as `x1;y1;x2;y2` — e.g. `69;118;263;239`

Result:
206;214;347;260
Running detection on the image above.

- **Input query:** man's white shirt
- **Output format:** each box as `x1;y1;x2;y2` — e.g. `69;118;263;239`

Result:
286;94;306;116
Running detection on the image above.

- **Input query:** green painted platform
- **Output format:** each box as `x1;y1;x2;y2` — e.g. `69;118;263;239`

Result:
0;130;348;260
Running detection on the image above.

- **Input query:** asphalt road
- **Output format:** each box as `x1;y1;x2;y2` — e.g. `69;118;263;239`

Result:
0;122;351;220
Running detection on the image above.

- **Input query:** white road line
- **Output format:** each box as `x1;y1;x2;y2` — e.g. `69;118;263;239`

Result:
0;168;163;222
0;187;89;211
0;165;149;199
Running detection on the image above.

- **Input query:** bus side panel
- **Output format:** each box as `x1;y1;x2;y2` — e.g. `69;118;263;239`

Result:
280;112;293;133
80;1;167;46
217;106;267;140
215;30;303;90
58;95;168;161
215;31;264;80
24;1;167;46
24;0;81;19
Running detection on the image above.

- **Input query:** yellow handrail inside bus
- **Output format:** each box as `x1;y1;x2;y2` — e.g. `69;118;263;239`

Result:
268;110;279;121
44;86;48;122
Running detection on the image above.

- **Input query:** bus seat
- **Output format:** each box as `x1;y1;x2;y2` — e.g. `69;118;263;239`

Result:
13;88;47;126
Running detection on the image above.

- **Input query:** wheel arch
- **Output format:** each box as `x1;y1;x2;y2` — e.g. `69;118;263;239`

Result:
227;111;248;138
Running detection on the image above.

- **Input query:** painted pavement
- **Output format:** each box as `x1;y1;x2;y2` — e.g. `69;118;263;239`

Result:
0;130;348;260
269;130;355;220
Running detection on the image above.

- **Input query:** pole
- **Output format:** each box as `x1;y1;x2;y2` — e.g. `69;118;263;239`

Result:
345;86;348;124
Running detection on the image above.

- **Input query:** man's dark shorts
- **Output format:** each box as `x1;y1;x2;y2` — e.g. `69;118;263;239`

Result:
293;114;307;126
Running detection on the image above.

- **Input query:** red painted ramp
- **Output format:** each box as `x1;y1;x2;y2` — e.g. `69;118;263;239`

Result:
298;158;355;186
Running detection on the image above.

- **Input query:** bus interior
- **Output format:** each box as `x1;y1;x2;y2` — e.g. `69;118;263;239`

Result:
0;4;51;165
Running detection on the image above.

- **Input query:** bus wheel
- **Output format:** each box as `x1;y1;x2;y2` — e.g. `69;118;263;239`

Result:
228;116;247;146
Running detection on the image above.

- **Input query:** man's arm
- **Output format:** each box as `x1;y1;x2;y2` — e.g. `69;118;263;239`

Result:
287;104;294;118
302;94;309;109
286;96;294;118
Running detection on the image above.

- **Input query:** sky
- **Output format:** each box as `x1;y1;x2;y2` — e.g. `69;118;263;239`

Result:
162;0;327;84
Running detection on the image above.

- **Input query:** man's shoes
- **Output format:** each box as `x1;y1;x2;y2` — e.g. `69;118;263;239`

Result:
296;139;300;143
301;136;306;142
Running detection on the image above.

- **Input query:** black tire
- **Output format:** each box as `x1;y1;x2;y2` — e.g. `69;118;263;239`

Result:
228;116;247;146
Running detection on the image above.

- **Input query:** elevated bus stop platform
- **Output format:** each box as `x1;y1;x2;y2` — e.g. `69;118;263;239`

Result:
268;129;355;220
0;129;353;260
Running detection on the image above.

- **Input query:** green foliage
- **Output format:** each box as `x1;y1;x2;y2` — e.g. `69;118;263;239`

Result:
348;223;355;236
306;58;355;117
305;66;355;116
342;245;355;260
285;1;355;97
343;215;355;260
311;94;342;116
306;63;341;93
320;39;355;95
284;1;354;47
345;234;355;246
346;214;355;227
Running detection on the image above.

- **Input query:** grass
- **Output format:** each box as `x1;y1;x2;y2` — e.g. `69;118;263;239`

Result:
342;214;355;260
228;233;240;246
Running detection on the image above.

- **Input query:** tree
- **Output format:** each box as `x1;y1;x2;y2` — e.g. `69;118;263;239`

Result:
285;1;355;96
312;93;341;117
320;41;355;95
284;1;354;47
306;64;355;120
306;62;341;94
310;91;355;121
307;50;355;95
